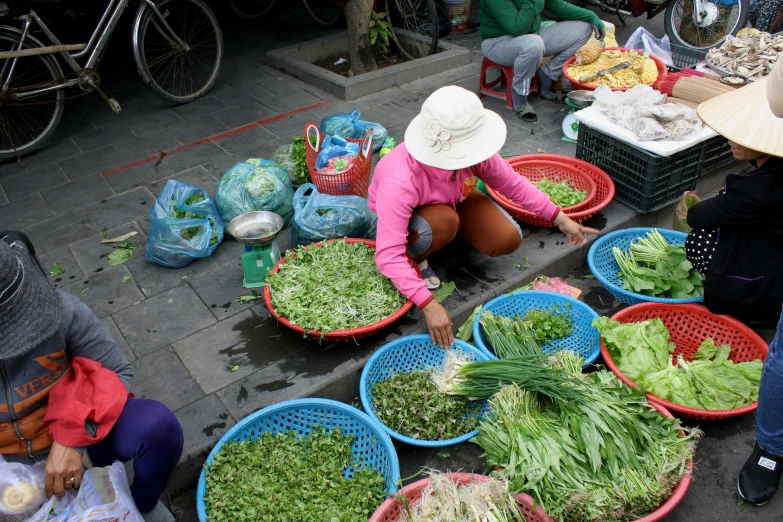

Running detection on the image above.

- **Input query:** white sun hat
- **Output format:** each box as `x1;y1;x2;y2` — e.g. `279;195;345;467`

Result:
405;85;508;170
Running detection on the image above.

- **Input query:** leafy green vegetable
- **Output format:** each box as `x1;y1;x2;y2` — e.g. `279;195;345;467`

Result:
431;281;456;303
521;307;573;345
266;241;404;334
203;426;387;522
533;177;587;208
455;305;481;342
291;136;309;185
170;192;219;246
613;229;703;299
246;169;276;198
479;311;541;358
371;370;480;440
107;248;134;266
235;290;262;304
122;275;131;283
48;264;65;277
593;317;763;410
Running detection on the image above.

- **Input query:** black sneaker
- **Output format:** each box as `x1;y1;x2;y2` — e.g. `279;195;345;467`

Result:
738;442;783;505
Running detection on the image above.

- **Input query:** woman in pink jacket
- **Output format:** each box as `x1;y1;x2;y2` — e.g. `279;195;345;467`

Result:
368;86;598;347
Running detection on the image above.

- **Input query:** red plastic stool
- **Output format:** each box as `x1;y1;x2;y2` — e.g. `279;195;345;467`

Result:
479;58;539;109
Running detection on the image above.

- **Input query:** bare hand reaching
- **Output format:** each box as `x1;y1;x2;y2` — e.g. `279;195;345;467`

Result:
422;300;454;348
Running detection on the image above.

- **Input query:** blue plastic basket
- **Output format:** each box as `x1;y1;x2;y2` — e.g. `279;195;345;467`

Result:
587;227;705;306
196;398;400;522
359;334;490;447
472;291;601;366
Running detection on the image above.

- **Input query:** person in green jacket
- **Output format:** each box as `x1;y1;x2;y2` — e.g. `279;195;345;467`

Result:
481;0;604;122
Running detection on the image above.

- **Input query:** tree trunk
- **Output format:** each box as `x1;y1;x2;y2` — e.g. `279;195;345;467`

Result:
344;0;377;75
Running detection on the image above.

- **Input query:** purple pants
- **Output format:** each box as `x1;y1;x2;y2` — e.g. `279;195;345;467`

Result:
88;398;184;513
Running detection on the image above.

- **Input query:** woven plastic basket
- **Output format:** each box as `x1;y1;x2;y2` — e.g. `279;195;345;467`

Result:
196;398;400;522
562;48;667;92
472;291;601;366
488;155;614;227
601;303;769;420
305;122;373;197
587;227;704;305
369;473;554;522
360;335;490;447
263;238;417;342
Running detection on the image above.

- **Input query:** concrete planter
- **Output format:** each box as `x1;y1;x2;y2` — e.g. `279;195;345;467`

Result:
265;32;471;100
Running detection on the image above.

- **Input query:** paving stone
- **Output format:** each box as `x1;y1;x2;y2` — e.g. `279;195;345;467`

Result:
113;132;180;162
189;262;251;320
135;217;151;236
200;152;248;181
113;284;217;357
212;83;257;108
58;146;127;180
398;61;481;94
212;101;276;129
21;209;99;255
124;255;219;298
41;174;115;215
256;90;299;113
50;116;96;143
520;131;576;157
174;394;235;465
128;91;178;114
164;115;229;144
356;104;418;131
61;265;145;318
0;139;82;178
0;193;54;230
103;161;175;194
38;247;85;288
0;164;69;202
309;99;368;119
0;185;6;205
84;104;142;129
123;109;186;136
148;166;219;200
73;123;135;153
101;315;136;362
173;306;312;395
86;187;157;230
260;111;316;140
160;142;228;175
131;346;205;411
69;222;147;275
207;237;244;268
212;126;281;157
172;96;230;121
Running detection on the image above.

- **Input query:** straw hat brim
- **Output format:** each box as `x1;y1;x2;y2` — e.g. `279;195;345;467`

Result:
404;109;507;170
697;77;783;158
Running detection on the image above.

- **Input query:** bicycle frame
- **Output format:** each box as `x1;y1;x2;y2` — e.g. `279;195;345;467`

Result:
1;0;189;101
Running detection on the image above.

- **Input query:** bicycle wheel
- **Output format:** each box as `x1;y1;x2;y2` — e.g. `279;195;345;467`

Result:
135;0;223;104
385;0;438;61
302;0;343;27
229;0;278;21
665;0;750;50
0;30;64;160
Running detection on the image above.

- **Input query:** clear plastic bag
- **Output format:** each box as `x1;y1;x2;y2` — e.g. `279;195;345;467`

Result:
315;136;359;170
624;26;673;66
291;183;377;248
605;105;638;130
271;138;309;187
635;117;672;141
215;159;294;229
145;180;224;268
673;191;702;233
665;119;699;141
320;111;388;152
0;457;46;516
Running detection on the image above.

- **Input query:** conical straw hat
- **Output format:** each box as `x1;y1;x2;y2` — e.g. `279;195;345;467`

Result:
697;77;783;158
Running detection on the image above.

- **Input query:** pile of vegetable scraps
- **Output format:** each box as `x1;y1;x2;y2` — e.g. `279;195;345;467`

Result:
594;317;763;410
266;240;404;334
203;426;386;522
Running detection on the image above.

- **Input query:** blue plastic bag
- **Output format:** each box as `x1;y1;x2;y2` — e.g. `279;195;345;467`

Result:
320;110;387;152
215;159;294;228
145;180;224;268
315;136;360;170
291;183;377;248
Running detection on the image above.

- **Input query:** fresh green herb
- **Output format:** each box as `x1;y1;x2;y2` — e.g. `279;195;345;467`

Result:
613;229;703;299
122;275;131;283
371;370;480;441
291;136;309;185
369;11;393;55
431;281;456;303
48;264;65;277
515;263;522;269
533;177;587;208
171;193;219;246
266;241;404;333
116;240;141;250
521;307;573;345
455;305;481;342
235;290;262;304
203;426;387;522
107;249;134;266
479;311;540;358
228;365;239;372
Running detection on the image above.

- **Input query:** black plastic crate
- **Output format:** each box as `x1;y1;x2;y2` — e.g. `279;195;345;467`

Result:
701;135;735;175
575;125;704;213
670;43;706;70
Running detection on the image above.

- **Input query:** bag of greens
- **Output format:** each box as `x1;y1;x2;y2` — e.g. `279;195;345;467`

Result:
291;183;377;248
215;159;294;228
272;136;309;186
672;191;701;233
320;110;387;152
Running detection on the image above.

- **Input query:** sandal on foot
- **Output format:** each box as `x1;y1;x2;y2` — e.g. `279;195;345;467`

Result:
516;103;537;123
418;260;441;290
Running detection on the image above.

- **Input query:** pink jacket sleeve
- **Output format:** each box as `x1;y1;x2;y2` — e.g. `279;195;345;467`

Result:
478;154;561;221
374;177;434;309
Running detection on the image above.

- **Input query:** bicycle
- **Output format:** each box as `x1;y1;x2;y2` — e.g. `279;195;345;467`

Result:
0;0;224;161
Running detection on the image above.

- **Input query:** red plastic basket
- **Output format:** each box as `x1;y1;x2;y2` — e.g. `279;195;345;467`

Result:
562;47;667;92
601;303;769;419
368;473;554;522
487;154;615;227
263;238;417;342
305;123;373;197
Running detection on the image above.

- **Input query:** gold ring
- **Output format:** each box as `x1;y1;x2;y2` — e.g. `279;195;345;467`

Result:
66;477;75;486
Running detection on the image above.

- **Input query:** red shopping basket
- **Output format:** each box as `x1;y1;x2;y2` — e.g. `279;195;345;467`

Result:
305;123;373;197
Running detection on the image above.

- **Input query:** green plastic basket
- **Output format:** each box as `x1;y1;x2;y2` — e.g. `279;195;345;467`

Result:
701;135;735;176
669;44;707;70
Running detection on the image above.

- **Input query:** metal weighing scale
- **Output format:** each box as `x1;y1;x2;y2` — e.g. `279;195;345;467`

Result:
227;211;284;289
562;91;595;143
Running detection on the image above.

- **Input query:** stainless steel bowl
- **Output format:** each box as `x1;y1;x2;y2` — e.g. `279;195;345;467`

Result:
567;90;596;107
227;211;284;245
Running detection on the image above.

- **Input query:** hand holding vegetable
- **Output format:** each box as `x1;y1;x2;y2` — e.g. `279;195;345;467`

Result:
423;300;454;347
45;441;82;499
554;212;599;246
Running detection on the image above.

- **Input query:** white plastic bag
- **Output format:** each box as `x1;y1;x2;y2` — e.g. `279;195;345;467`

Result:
24;463;143;522
0;458;47;516
624;27;673;66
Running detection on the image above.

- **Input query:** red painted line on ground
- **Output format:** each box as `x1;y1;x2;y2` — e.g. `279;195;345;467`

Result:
102;99;332;177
